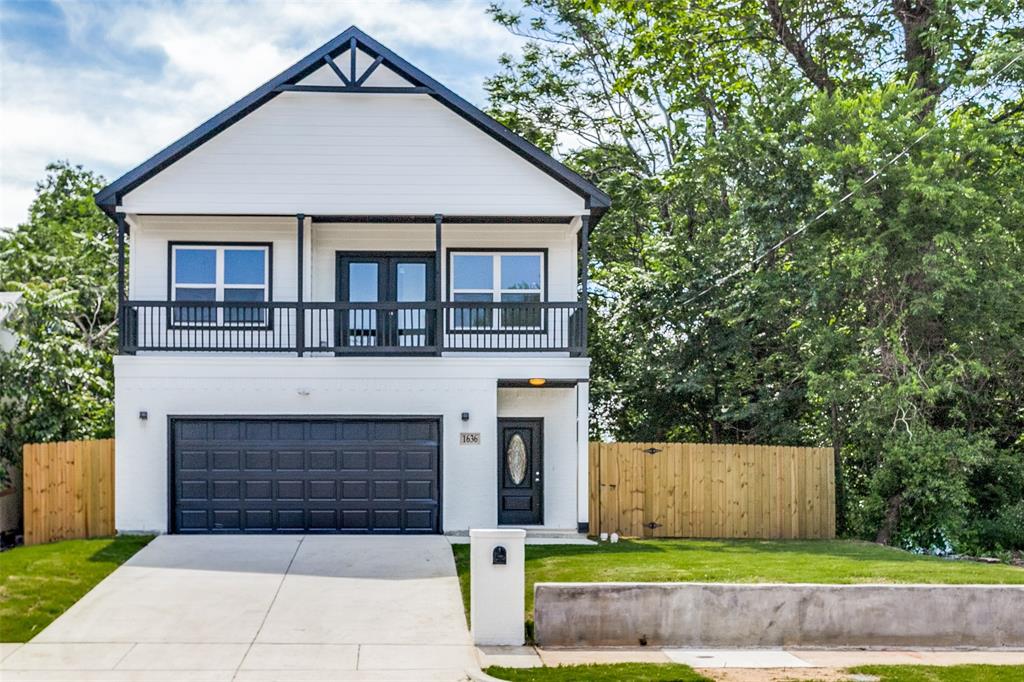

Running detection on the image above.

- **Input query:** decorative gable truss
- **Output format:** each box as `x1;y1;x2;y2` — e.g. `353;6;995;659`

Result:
95;26;610;219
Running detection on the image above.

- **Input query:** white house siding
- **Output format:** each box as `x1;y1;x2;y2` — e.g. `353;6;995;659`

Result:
119;91;586;217
310;221;578;301
128;216;578;302
114;355;589;533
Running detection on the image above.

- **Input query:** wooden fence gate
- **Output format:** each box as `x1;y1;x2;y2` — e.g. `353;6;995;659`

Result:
22;439;115;545
589;442;835;539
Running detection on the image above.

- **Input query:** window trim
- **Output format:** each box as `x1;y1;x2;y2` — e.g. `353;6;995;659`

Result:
446;248;548;332
167;241;274;329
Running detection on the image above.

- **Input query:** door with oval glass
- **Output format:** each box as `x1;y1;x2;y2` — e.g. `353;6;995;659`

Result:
497;418;543;525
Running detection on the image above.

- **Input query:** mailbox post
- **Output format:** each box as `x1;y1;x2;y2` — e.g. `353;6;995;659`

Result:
469;528;526;645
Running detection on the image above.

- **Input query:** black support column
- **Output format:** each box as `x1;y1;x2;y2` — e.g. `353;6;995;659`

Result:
115;209;128;354
296;213;305;356
580;213;590;354
434;213;443;355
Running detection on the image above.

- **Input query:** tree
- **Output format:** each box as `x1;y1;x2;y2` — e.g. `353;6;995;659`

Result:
0;162;117;484
486;0;1024;549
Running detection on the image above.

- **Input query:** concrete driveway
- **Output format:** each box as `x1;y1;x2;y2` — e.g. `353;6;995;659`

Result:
0;535;477;681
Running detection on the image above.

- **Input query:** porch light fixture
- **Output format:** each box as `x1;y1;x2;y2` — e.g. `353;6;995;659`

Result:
528;378;546;386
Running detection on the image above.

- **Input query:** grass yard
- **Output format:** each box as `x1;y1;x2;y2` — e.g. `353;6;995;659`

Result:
486;663;710;681
450;538;1024;620
484;664;1024;681
0;535;153;642
850;665;1024;681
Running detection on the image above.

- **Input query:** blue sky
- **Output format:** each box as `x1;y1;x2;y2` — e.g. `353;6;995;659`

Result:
0;0;526;227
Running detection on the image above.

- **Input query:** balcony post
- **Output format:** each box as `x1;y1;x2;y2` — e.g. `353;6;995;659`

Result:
434;213;443;355
580;213;590;354
114;209;128;354
296;213;305;356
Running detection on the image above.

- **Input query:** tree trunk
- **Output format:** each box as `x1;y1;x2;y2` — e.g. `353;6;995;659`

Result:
875;493;903;545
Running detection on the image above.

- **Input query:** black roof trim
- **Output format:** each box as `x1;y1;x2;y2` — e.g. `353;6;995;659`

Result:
95;26;610;217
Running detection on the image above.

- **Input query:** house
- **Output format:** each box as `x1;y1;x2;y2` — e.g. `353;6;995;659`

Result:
94;26;609;536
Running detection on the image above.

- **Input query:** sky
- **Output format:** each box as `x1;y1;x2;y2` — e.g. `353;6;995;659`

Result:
0;0;527;228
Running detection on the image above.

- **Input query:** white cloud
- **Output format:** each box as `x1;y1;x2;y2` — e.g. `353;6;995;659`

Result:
0;0;524;227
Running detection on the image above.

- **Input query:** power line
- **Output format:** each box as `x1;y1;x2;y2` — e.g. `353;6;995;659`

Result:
682;49;1024;306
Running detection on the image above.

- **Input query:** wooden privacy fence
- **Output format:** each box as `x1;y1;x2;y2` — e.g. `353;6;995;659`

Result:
589;442;835;539
23;439;115;545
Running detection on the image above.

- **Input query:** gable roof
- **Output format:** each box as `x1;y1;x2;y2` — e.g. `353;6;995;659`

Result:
95;26;610;221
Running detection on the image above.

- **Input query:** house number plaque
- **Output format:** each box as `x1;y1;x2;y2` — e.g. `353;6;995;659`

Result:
460;432;481;445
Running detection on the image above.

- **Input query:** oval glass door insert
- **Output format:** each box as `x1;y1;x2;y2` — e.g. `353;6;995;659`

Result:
506;433;527;485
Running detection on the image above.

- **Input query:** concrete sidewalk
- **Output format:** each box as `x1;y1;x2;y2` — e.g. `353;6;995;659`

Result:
0;535;477;681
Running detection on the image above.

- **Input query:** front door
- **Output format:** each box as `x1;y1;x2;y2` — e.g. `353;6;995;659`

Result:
336;253;434;350
497;418;543;525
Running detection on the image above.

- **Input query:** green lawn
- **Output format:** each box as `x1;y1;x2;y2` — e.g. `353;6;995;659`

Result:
0;535;153;642
851;665;1024;681
484;664;1024;681
485;663;709;681
450;538;1024;619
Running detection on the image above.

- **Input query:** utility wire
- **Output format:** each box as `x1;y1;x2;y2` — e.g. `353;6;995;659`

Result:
682;49;1024;306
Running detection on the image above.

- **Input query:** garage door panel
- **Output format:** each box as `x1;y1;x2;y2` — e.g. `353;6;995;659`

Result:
309;480;337;499
277;450;305;470
372;451;401;470
179;451;208;470
212;422;241;440
341;480;369;500
405;510;434;530
277;480;304;500
309;450;337;470
245;451;273;470
309;421;338;440
211;451;241;470
173;418;439;533
277;509;305;530
213;509;241;530
212;480;241;500
246;509;273;530
340;450;369;470
245;480;272;500
244;422;273;440
180;480;208;500
405;480;433;500
341;509;369;529
278;422;305;440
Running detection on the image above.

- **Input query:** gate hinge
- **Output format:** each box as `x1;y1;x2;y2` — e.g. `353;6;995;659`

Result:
642;447;662;455
645;521;662;530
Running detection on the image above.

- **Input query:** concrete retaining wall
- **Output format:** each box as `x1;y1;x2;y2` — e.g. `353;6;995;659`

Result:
533;582;1024;648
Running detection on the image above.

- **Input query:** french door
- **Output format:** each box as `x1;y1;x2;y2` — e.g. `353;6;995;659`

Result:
336;253;435;350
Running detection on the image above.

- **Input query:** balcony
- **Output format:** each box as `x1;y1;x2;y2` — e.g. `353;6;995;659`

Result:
119;300;586;356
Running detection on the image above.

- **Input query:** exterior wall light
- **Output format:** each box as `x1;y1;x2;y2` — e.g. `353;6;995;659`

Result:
528;378;546;386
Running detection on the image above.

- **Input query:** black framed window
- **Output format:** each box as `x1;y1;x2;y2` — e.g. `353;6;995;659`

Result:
449;251;544;329
170;244;270;324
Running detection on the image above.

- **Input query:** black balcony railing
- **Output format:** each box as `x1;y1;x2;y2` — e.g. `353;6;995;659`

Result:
120;300;586;356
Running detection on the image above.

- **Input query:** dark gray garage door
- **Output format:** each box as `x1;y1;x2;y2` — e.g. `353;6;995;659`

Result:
171;418;440;533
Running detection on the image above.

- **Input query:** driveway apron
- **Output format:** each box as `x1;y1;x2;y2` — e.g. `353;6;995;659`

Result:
1;535;476;681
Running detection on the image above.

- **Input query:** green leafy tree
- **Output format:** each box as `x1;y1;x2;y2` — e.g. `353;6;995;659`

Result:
0;162;117;483
486;0;1024;549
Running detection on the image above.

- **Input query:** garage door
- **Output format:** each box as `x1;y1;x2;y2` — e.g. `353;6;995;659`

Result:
171;418;440;533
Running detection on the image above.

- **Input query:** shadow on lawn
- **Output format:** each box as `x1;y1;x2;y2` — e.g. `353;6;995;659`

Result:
87;535;154;564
